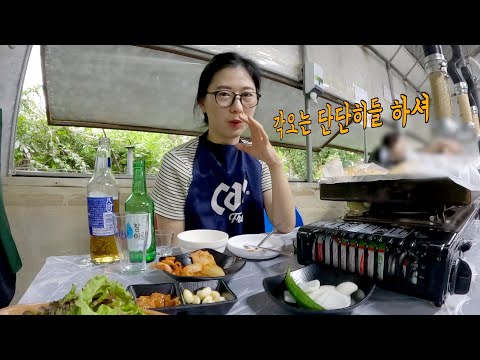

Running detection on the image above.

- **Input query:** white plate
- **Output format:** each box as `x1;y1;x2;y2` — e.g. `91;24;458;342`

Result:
227;234;286;260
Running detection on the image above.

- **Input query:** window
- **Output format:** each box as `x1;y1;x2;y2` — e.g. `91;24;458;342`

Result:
14;45;363;180
275;146;363;181
15;46;195;176
16;84;193;176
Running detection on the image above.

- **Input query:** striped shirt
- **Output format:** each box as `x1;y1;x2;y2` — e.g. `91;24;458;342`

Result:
151;137;273;220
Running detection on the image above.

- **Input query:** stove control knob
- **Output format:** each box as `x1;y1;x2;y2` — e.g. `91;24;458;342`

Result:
459;241;472;253
453;259;472;295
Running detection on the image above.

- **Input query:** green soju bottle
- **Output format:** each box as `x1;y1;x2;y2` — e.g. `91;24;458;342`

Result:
125;159;156;263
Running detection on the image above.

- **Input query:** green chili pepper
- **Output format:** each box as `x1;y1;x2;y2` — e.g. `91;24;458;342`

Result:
285;267;325;310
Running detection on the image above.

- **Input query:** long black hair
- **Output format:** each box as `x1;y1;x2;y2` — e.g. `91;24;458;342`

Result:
194;52;262;125
382;131;401;149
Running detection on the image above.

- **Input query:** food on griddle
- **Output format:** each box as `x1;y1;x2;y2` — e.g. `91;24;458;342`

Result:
344;163;389;176
153;250;225;277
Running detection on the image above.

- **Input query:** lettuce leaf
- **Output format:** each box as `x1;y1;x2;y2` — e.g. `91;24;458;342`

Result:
46;275;144;315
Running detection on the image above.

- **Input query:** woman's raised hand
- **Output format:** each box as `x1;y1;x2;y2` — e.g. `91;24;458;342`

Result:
236;113;282;166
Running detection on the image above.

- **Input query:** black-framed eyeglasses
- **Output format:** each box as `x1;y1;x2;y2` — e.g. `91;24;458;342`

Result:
206;90;261;108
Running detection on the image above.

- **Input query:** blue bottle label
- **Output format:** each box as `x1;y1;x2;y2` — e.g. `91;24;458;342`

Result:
87;197;114;236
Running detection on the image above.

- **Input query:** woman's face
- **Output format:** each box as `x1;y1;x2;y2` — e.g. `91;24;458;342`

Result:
391;136;407;162
198;66;257;144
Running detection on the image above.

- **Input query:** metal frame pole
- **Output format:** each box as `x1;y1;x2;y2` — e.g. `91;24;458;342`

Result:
302;45;313;182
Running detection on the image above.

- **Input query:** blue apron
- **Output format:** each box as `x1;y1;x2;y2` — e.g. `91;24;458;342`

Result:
184;132;265;237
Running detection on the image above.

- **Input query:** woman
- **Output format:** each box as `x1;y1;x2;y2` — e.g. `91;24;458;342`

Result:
368;131;407;169
151;52;295;241
369;131;463;169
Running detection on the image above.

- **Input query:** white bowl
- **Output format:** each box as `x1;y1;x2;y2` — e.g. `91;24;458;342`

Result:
227;234;285;260
177;229;229;253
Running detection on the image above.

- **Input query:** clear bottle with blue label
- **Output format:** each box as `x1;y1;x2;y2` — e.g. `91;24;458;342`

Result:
87;137;120;264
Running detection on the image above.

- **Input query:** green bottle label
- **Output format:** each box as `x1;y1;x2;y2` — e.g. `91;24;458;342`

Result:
126;213;150;251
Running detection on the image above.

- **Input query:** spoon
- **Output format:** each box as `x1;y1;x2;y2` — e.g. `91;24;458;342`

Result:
256;227;277;248
243;244;293;256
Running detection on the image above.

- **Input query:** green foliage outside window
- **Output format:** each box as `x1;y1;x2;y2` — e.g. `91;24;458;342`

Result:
15;86;362;179
276;146;363;180
15;86;191;175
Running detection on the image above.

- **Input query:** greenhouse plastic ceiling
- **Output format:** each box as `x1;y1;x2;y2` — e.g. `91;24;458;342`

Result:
41;45;480;154
404;45;480;66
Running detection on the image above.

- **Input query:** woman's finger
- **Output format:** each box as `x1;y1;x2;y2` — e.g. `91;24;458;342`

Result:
235;142;253;155
249;115;269;143
243;114;266;142
245;115;268;144
240;113;262;140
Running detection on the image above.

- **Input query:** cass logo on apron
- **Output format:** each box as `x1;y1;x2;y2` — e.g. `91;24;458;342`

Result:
211;180;249;224
184;132;264;237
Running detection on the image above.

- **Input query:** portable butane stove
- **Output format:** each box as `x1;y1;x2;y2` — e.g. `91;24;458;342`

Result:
296;178;475;306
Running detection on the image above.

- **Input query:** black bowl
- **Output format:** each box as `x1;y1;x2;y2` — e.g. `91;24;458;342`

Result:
176;280;237;315
262;264;376;315
153;248;246;281
127;283;183;315
128;280;237;315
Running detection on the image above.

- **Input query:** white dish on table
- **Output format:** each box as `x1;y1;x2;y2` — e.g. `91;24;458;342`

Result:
227;234;286;260
177;229;229;253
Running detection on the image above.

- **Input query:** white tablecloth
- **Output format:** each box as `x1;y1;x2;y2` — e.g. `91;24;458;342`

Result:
18;230;479;315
